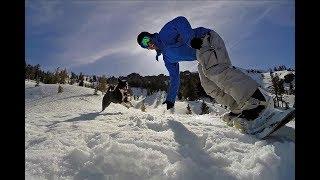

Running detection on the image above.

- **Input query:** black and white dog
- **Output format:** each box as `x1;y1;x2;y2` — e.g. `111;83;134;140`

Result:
101;79;133;112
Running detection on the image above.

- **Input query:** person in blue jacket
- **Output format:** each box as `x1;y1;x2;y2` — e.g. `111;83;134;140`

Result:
137;16;275;134
137;16;211;108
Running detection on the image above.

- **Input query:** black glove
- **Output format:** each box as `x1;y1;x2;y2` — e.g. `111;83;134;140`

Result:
190;37;203;50
162;100;174;110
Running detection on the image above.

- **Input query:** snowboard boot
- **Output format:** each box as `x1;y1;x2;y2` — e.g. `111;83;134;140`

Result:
222;106;242;127
233;87;274;133
223;112;240;127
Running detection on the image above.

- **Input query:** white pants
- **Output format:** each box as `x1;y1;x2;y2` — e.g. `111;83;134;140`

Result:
197;30;259;111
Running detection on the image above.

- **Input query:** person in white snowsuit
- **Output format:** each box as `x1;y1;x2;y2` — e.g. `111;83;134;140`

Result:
194;28;274;132
137;16;274;133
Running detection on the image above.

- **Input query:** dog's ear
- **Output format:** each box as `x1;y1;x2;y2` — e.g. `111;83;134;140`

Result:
118;78;127;83
118;79;126;87
108;85;114;91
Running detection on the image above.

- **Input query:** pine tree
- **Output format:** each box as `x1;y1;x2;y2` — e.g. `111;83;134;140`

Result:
200;100;210;115
59;68;68;84
34;64;41;82
186;104;192;114
79;80;84;87
271;74;285;107
284;73;293;82
78;73;83;82
92;75;97;88
58;84;63;93
25;64;32;80
78;74;84;86
181;77;198;101
141;100;146;112
70;72;77;85
289;83;294;95
78;72;84;86
53;67;60;84
97;75;108;93
35;78;40;87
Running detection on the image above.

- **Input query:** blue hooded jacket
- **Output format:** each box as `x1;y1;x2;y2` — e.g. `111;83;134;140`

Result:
151;16;211;103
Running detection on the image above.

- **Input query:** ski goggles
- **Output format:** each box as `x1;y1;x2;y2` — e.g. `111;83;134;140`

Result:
141;36;151;48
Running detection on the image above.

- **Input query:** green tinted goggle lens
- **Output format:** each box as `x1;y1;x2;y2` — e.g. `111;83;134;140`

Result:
141;36;151;48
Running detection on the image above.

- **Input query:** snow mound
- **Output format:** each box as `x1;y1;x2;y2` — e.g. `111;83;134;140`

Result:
25;81;294;180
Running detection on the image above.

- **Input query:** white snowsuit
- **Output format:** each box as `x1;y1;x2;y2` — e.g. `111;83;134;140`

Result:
196;30;259;112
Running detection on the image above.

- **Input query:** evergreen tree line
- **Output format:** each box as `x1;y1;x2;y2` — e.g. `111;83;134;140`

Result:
25;64;69;85
25;63;109;93
178;71;213;101
25;63;294;102
126;71;213;101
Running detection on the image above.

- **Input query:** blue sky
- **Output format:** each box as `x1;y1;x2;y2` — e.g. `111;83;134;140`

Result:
26;0;295;77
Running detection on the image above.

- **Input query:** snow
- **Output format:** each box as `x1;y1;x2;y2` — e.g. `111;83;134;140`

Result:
25;80;295;180
273;70;295;80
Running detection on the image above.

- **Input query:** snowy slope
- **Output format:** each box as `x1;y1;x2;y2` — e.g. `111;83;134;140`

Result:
130;88;227;115
238;70;295;108
25;81;294;180
273;70;295;80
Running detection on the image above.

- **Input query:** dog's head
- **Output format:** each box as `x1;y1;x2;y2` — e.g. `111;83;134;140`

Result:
102;78;133;110
116;79;128;90
115;79;132;102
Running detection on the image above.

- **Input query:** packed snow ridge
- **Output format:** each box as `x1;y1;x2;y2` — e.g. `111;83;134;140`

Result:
25;71;295;180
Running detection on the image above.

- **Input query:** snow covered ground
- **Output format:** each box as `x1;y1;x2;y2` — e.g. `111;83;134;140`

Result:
25;80;295;180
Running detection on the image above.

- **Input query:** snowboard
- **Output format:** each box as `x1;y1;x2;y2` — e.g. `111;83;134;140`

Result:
249;107;295;139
